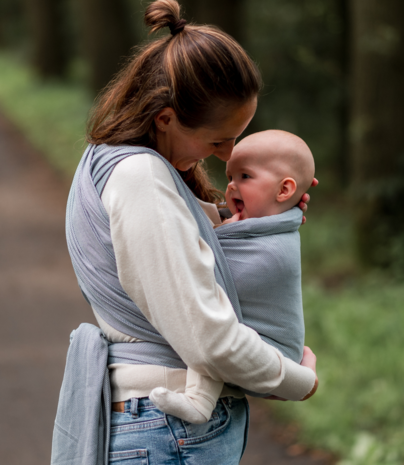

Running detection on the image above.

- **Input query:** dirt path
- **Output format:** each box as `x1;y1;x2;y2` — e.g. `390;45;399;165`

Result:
0;113;332;465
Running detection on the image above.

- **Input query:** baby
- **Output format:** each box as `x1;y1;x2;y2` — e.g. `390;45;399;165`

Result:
150;129;315;423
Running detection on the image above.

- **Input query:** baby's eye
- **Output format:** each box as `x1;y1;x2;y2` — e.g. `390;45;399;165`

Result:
212;142;223;147
241;173;251;179
227;175;232;182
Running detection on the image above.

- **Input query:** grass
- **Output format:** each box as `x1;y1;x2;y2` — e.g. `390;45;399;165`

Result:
0;52;92;176
286;279;404;463
268;205;404;464
0;52;403;465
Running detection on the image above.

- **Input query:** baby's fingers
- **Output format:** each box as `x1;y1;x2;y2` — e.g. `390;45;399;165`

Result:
222;213;241;225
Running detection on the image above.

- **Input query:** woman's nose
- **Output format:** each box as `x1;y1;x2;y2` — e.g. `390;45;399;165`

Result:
215;151;232;162
214;142;235;162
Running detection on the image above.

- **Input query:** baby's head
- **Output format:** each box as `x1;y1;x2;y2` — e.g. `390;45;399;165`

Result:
225;130;315;220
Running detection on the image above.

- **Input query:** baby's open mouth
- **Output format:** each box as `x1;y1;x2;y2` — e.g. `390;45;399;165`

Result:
233;199;244;213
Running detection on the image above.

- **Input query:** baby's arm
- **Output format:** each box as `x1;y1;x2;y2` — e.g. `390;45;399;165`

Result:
150;369;223;423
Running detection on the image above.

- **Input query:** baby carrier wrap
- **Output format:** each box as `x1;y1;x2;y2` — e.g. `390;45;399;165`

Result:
52;144;243;465
215;208;305;364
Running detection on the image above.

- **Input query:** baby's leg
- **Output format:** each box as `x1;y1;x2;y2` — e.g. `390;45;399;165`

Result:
149;368;223;424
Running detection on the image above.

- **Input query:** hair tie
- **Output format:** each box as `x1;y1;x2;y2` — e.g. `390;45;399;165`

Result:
169;19;187;36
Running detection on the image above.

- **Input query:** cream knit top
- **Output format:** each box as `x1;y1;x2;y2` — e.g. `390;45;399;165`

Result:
93;154;315;402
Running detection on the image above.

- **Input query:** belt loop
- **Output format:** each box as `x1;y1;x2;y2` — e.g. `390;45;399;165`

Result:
130;398;139;418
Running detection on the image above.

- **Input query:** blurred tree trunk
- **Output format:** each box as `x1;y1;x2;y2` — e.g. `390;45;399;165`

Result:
75;0;134;95
23;0;68;78
350;0;404;268
181;0;246;45
0;0;24;48
336;0;350;186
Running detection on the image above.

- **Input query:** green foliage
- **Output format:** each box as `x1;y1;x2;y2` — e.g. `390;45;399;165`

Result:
268;208;404;464
0;16;403;464
300;204;356;279
0;52;91;175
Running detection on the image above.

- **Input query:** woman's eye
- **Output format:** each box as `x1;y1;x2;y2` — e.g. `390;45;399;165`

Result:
213;142;222;147
242;173;250;179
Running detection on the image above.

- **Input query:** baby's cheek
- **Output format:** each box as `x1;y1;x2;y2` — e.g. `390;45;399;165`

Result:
225;190;236;214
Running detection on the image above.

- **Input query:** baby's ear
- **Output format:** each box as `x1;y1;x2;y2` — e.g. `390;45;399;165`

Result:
277;177;297;203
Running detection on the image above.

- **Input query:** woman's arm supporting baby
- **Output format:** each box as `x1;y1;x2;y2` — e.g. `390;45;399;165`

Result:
150;130;317;423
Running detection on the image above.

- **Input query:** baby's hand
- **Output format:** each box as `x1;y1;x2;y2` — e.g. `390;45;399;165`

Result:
222;212;242;224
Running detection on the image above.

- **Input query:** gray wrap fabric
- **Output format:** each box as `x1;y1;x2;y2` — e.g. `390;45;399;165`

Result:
52;144;243;465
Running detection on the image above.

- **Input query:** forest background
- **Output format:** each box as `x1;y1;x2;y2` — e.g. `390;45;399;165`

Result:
0;0;403;463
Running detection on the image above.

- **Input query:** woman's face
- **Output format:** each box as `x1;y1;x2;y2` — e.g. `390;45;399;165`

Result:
154;98;257;171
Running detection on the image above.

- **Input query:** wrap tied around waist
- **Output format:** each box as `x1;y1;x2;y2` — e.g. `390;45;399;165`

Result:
52;144;242;465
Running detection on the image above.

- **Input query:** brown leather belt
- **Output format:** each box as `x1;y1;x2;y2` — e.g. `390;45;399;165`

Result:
112;401;126;413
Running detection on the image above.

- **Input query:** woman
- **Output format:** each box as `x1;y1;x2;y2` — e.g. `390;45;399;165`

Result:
57;1;318;464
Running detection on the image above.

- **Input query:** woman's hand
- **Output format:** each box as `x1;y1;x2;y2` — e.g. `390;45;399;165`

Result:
265;346;318;402
299;178;318;224
299;346;318;401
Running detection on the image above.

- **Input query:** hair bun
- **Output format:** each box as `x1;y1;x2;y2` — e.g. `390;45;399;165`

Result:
169;19;187;35
144;0;183;34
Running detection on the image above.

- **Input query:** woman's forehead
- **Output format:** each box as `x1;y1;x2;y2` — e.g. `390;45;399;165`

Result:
208;99;257;138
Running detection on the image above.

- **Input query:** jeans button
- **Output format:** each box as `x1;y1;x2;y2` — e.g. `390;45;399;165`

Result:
178;439;184;446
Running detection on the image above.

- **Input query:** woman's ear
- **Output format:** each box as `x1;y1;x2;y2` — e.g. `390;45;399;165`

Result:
154;107;176;132
277;177;297;203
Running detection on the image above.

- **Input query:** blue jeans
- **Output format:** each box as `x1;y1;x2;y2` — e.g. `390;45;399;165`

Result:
109;396;249;464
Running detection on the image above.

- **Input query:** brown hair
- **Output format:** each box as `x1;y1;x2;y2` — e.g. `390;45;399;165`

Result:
87;0;262;203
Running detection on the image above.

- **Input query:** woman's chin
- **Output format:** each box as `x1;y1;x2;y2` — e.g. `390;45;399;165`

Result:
176;160;200;171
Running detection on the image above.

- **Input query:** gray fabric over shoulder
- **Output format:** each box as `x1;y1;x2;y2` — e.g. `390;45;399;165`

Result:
67;144;243;342
53;143;243;465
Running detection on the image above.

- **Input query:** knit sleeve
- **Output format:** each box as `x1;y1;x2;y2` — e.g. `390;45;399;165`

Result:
101;154;316;399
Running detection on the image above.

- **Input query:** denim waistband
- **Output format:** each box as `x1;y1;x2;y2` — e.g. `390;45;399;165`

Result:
120;397;156;414
119;396;241;416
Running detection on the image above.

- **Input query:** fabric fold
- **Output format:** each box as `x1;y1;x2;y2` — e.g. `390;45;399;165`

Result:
53;144;242;465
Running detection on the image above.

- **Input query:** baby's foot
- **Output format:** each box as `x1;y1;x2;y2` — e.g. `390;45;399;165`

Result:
150;387;209;424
